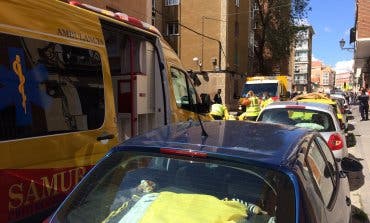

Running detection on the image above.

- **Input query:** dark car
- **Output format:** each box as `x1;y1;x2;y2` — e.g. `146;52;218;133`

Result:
47;121;352;223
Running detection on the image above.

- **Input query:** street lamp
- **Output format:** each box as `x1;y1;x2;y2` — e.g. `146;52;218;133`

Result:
339;38;354;51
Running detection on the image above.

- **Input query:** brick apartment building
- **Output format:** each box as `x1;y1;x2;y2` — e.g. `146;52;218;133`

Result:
353;0;370;89
335;72;353;89
293;26;314;92
154;0;252;110
311;61;335;93
67;0;152;23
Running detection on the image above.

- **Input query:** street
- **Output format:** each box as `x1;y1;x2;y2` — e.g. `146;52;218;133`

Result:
346;104;370;222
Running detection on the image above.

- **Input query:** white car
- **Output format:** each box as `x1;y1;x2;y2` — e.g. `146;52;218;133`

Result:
257;101;349;160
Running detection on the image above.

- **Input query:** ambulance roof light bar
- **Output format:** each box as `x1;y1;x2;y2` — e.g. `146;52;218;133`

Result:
69;1;162;36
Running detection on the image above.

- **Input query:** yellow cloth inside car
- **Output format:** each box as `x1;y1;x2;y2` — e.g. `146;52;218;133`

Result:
138;192;247;223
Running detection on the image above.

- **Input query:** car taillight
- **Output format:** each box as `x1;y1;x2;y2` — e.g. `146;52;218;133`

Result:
327;133;344;151
42;217;51;223
160;148;207;158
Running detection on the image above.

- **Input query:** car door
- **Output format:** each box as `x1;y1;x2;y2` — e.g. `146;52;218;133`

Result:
314;136;351;223
295;136;327;223
169;66;200;121
304;135;350;223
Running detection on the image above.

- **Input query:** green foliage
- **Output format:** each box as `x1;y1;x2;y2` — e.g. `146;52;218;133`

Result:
253;0;311;73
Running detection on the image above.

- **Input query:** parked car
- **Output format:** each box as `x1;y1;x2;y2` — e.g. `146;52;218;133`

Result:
257;101;349;159
46;121;352;223
292;93;349;132
331;94;351;114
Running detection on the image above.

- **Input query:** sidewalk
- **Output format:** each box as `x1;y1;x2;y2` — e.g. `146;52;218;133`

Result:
348;105;370;220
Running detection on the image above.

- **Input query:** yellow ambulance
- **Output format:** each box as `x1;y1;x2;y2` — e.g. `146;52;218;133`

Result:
0;0;208;222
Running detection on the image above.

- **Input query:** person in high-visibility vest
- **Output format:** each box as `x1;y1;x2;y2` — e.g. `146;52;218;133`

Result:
209;103;230;120
239;90;260;121
260;92;274;109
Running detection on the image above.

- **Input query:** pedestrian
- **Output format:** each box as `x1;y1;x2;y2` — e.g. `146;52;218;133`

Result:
213;89;222;104
260;91;274;109
239;90;260;121
209;103;229;120
357;88;369;121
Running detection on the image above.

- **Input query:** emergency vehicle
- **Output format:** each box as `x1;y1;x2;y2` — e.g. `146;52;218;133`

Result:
238;75;292;111
0;0;208;222
241;75;292;100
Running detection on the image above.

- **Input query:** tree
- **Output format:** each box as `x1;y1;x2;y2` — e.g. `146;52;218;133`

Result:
252;0;310;74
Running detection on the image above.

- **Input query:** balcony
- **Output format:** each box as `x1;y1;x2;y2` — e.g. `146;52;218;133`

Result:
294;79;308;85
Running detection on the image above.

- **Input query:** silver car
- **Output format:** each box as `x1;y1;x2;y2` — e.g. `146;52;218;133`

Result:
257;101;349;160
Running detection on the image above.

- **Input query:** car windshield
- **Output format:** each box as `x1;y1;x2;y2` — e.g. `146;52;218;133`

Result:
52;152;295;223
258;108;336;132
242;83;278;97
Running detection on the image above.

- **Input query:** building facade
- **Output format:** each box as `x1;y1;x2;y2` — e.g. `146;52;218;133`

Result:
68;0;152;22
293;26;314;92
154;0;252;109
353;0;370;89
311;61;335;93
335;72;353;90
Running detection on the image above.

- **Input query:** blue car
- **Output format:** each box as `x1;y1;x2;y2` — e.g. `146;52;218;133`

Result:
48;121;352;223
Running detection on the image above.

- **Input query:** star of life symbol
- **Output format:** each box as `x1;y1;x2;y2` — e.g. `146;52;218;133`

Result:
0;48;52;126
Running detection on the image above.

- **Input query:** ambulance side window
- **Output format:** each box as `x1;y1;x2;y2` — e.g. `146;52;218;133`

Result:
170;67;197;111
0;33;104;141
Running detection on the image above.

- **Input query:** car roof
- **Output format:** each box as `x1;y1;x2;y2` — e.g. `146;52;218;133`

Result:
264;101;334;112
331;94;345;98
112;121;312;166
297;98;337;105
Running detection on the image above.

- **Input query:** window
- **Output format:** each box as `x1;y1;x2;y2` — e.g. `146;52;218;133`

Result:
235;0;240;7
167;23;179;35
323;73;329;85
54;152;296;222
0;33;104;141
259;108;336;132
170;67;197;111
165;0;179;6
315;137;337;185
152;0;156;25
306;140;335;206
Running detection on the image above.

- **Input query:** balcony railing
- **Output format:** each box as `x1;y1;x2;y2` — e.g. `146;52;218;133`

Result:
294;79;308;85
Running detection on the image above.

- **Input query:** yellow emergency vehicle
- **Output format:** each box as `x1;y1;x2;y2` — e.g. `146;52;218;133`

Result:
240;75;292;102
0;1;208;222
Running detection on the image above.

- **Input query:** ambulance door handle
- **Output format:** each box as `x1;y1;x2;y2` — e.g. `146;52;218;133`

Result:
96;133;114;141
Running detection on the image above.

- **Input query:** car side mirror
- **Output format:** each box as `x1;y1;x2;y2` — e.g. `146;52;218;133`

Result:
346;132;356;148
188;70;202;87
340;122;346;130
341;157;363;173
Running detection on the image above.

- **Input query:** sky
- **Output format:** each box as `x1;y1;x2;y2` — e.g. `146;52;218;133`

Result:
307;0;355;73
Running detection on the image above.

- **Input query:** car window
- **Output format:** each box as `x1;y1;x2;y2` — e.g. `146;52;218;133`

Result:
306;140;335;207
0;33;104;141
315;137;337;186
170;67;197;111
52;152;296;223
258;108;335;132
